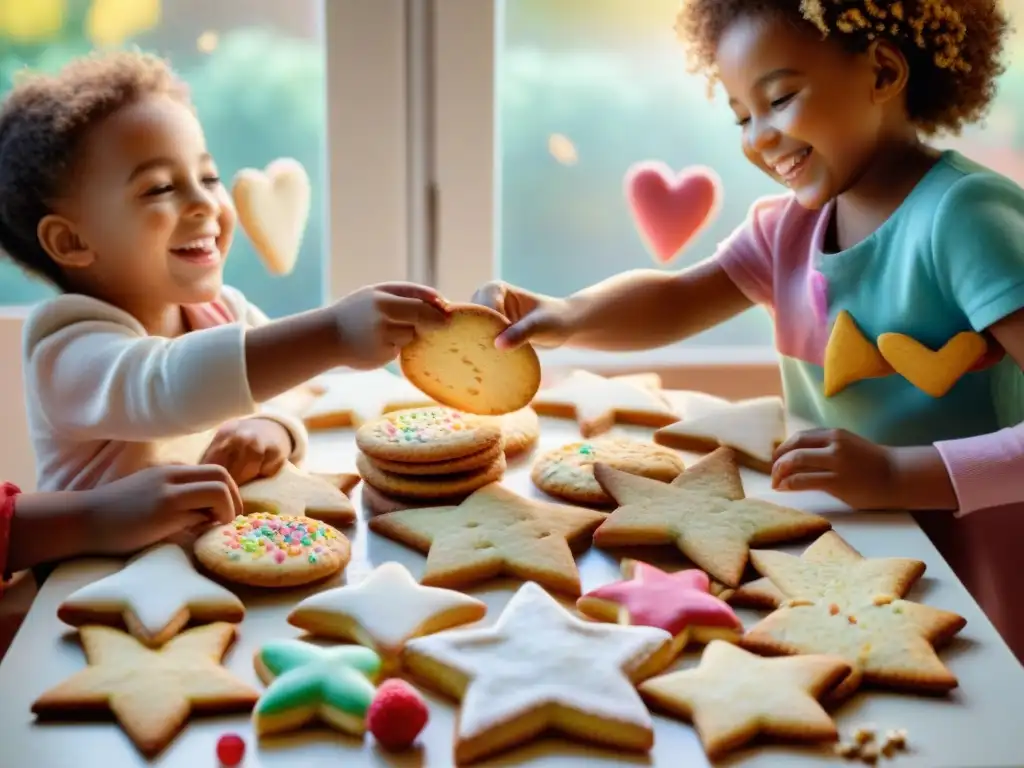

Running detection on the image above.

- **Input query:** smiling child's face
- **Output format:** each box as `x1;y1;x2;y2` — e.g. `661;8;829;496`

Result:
59;94;236;310
715;13;892;210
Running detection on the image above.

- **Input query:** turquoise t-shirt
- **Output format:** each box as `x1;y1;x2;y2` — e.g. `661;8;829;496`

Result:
726;151;1024;446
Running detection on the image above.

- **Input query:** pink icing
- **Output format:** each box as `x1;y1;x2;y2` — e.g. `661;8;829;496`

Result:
583;561;741;635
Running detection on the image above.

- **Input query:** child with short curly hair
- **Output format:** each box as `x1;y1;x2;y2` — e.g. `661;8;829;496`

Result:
473;0;1024;658
0;52;448;494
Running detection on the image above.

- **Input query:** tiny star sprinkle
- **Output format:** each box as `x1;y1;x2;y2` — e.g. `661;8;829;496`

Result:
219;512;337;563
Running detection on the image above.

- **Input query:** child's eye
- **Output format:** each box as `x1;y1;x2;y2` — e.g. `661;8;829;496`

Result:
771;93;796;109
144;185;173;197
202;175;221;187
734;116;751;127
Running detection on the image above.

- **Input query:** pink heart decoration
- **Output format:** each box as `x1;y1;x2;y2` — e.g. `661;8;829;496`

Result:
624;161;722;265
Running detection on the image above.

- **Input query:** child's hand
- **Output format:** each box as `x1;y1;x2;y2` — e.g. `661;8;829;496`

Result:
332;281;450;369
771;428;898;509
200;418;292;485
86;465;242;554
471;280;574;350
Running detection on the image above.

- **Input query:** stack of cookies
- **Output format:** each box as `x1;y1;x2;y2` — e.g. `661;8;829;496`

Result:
355;406;508;515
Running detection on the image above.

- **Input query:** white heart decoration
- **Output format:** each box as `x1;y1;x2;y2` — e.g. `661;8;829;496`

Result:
232;157;311;276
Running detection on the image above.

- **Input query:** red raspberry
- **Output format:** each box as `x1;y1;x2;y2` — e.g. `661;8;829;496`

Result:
216;733;245;766
367;679;429;751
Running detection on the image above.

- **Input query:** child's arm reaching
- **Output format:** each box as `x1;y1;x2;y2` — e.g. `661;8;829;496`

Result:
1;465;241;578
23;282;449;444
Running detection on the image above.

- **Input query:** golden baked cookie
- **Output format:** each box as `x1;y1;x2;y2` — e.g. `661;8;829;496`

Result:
531;438;684;506
356;451;507;500
400;303;542;415
483;406;540;458
356;406;502;463
194;513;350;588
359;481;470;516
365;440;502;476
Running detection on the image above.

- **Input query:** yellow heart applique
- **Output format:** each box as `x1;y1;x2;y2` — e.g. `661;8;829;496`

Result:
877;331;987;398
823;310;893;397
232;158;311;276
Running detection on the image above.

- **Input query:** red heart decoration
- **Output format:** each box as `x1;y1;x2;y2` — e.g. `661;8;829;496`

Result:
624;161;721;265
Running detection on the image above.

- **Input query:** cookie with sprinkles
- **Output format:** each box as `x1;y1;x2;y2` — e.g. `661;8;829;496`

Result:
356;406;502;463
194;512;351;588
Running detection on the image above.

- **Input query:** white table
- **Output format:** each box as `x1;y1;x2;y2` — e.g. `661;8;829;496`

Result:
2;415;1023;767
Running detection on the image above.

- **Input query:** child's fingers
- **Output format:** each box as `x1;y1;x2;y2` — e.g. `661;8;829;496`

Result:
381;294;449;329
260;451;287;479
167;480;241;523
495;310;553;350
775;470;839;492
771;446;836;487
470;281;507;314
771;428;835;461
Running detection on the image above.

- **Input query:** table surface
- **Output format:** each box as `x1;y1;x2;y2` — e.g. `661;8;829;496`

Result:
2;410;1024;768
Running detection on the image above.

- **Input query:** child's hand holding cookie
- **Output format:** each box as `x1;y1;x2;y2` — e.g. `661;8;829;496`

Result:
471;280;574;350
200;418;292;485
333;282;451;370
84;465;243;554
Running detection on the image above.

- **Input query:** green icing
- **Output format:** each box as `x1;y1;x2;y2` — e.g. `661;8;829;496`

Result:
256;641;381;718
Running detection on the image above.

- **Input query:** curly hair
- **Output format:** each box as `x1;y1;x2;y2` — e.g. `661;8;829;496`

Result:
675;0;1010;135
0;51;191;289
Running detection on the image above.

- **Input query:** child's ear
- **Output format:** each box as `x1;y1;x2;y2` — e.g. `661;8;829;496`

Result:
867;39;909;103
37;214;95;269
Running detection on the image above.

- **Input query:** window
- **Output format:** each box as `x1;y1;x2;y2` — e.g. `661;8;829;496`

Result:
429;0;1024;366
0;0;411;314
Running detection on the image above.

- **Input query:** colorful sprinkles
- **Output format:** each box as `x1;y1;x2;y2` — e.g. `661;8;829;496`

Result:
378;407;470;444
220;512;338;564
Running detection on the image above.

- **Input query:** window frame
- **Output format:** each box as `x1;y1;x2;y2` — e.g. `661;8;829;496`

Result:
426;0;781;397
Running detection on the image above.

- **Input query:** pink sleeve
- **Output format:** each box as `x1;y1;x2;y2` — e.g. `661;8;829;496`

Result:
935;426;1024;516
0;483;20;595
713;194;788;308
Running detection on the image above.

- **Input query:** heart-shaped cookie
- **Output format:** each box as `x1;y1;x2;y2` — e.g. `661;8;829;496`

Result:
877;331;987;398
232;158;311;276
624;161;720;265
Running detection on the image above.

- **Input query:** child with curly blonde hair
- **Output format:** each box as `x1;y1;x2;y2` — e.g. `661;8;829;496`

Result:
474;0;1024;658
0;52;448;495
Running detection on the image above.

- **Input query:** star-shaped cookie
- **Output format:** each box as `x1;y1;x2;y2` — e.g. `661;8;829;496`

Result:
368;483;607;595
741;596;966;697
32;623;258;757
57;544;245;647
240;461;357;525
403;581;673;764
638;640;851;760
253;640;381;736
301;369;434;429
732;531;926;609
288;561;487;671
530;369;677;437
654;394;786;472
577;560;742;658
592;447;831;587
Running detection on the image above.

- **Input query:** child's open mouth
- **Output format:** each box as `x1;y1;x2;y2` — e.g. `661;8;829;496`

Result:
773;147;813;184
170;237;220;264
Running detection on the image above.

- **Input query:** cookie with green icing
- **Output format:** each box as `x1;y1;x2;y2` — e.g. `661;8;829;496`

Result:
253;639;381;736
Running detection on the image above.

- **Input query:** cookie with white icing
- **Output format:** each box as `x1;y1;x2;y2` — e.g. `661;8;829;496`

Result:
58;544;244;647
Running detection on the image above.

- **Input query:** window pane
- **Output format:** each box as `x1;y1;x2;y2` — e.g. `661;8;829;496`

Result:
497;0;774;348
0;0;326;317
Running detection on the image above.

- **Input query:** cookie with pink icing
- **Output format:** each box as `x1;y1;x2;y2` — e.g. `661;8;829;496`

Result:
194;512;351;588
577;559;742;658
356;406;503;463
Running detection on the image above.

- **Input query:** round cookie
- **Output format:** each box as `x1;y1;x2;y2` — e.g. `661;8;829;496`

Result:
531;438;685;506
357;451;507;500
194;513;351;588
360;482;470;516
356;406;502;463
399;303;542;416
367;440;503;476
483;407;540;458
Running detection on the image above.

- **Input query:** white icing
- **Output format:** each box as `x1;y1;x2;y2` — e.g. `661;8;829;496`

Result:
405;581;671;740
533;370;675;423
302;370;432;424
60;544;243;635
661;396;785;462
290;561;485;651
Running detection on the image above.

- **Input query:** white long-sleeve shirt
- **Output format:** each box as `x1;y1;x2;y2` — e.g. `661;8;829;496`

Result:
22;286;308;491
